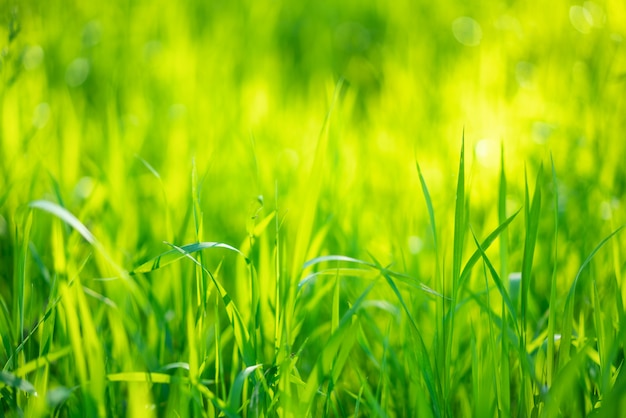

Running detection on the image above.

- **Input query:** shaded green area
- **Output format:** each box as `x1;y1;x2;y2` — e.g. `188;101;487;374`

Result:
1;0;626;416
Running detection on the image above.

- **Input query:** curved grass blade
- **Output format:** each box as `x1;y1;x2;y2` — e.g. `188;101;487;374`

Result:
469;228;519;332
165;242;255;366
301;255;441;297
301;280;377;408
369;254;441;418
458;208;521;290
29;200;96;245
225;364;263;417
28;200;148;309
559;225;625;370
303;255;376;270
132;242;247;274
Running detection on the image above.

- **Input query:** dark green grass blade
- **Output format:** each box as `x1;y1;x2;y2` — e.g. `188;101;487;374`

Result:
546;156;559;387
14;210;32;348
452;131;466;297
521;166;542;344
416;161;439;253
416;158;445;415
225;364;263;417
559;225;625;370
469;229;519;332
498;144;511;416
369;254;442;418
518;165;542;416
458;209;521;290
301;280;376;408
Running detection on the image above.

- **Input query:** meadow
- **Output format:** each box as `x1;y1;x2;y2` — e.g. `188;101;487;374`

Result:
1;0;626;416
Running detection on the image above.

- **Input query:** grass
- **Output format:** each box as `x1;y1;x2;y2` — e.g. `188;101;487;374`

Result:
2;0;626;416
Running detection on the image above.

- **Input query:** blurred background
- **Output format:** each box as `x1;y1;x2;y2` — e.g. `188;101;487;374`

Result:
1;0;626;323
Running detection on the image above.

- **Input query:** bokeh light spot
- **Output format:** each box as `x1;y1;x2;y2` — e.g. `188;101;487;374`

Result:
515;61;534;89
82;20;102;48
169;104;187;120
23;45;44;70
532;122;554;144
65;58;90;87
408;236;424;254
452;17;483;47
32;102;51;129
570;5;593;34
74;177;95;200
475;139;499;168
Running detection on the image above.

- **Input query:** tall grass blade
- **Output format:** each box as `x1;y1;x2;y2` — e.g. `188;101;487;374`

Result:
546;156;559;388
519;165;542;416
559;225;625;369
498;144;511;417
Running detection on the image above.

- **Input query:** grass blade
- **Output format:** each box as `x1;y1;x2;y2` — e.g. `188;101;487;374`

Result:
226;364;263;417
132;241;247;274
546;156;559;388
559;225;625;370
0;371;37;396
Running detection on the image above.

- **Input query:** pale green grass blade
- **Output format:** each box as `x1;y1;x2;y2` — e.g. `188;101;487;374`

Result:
28;200;148;310
29;200;96;245
132;241;247;274
302;255;441;296
0;371;37;396
304;255;376;269
108;372;177;384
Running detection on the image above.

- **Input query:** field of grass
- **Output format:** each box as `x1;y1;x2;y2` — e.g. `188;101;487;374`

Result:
1;0;626;416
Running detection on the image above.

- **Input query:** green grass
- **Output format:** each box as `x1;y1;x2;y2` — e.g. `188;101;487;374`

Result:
2;0;626;416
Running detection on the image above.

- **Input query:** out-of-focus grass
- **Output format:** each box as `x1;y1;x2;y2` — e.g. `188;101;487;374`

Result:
1;0;626;416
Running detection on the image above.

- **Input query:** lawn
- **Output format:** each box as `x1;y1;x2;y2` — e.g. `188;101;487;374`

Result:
1;0;626;416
